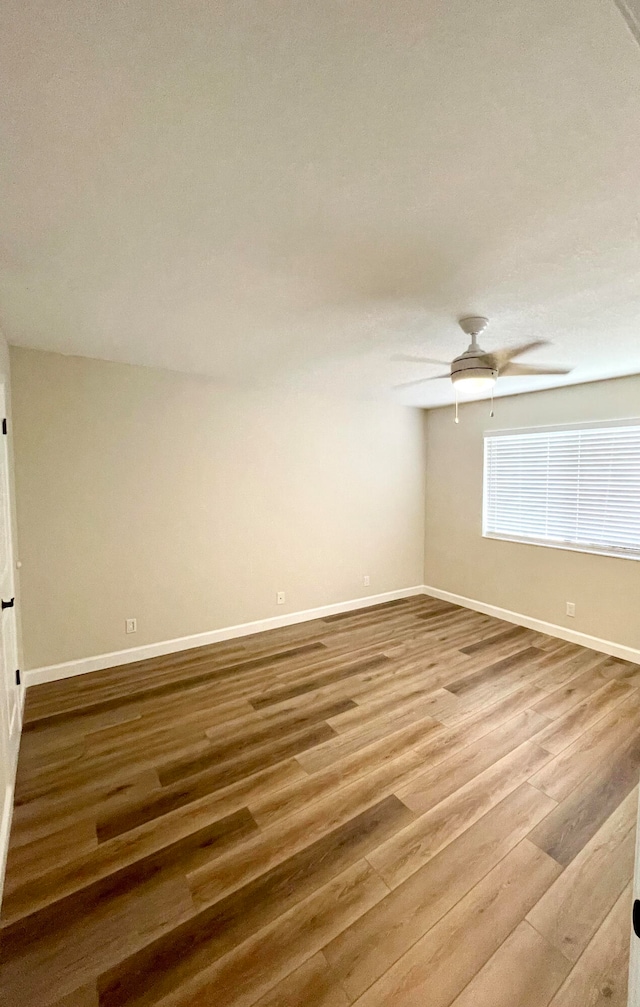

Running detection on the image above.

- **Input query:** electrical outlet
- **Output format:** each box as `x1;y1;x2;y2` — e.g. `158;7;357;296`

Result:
363;575;370;587
126;618;137;634
276;591;285;605
566;602;576;618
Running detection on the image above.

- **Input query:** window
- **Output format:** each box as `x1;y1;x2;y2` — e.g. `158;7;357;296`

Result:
483;420;640;560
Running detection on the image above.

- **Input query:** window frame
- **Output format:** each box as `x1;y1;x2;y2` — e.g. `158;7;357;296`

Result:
482;417;640;563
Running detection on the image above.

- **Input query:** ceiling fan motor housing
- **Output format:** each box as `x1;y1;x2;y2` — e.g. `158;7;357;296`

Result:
451;352;498;384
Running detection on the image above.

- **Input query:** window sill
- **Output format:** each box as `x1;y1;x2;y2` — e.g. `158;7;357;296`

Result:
482;532;640;562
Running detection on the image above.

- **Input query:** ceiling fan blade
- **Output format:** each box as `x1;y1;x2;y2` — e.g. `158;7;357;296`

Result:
393;374;451;389
500;362;573;377
478;340;549;368
391;354;451;366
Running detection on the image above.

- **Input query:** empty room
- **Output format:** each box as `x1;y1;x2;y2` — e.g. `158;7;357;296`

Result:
2;2;640;1005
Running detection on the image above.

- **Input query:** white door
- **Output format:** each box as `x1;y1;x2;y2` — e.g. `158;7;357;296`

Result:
629;818;640;1006
0;384;20;762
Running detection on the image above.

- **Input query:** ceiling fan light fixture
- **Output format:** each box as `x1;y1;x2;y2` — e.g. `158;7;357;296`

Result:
452;373;497;394
450;356;497;394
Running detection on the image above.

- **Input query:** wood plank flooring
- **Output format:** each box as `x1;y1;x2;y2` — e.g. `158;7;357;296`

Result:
1;596;638;1006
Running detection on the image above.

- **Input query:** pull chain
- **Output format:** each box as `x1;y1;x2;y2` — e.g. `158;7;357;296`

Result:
490;387;494;419
455;389;459;424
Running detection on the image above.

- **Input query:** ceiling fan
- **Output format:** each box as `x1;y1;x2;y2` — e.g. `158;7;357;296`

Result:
393;316;572;394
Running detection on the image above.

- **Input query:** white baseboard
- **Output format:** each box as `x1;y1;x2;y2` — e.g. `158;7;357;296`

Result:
423;585;640;666
24;581;640;688
0;781;15;911
24;586;425;687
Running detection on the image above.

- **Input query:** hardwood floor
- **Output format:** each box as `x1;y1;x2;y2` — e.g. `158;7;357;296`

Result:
1;595;638;1006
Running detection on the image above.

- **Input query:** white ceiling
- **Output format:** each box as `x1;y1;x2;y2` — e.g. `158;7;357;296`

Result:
2;0;640;406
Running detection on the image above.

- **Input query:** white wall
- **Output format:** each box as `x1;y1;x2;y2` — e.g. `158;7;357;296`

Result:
10;347;426;670
424;374;640;654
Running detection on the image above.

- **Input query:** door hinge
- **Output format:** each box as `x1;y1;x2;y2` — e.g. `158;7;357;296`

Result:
15;669;20;687
1;597;15;610
2;418;6;435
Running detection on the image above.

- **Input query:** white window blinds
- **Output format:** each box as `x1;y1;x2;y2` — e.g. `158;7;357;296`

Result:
483;421;640;559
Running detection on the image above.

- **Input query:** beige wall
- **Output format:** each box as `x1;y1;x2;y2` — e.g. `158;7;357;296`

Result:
424;374;640;652
11;345;640;669
11;348;426;669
